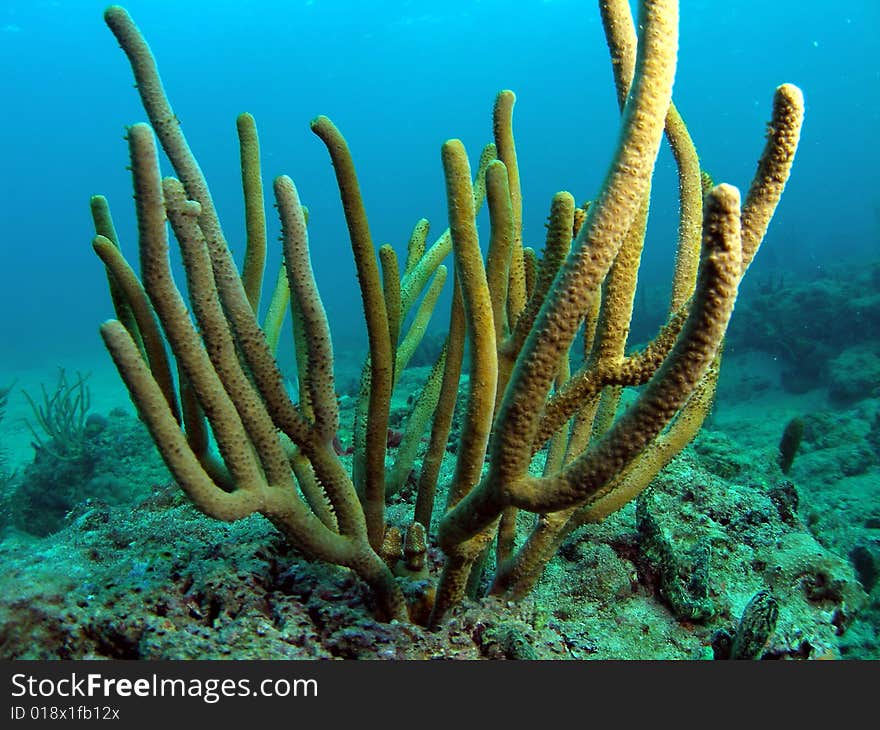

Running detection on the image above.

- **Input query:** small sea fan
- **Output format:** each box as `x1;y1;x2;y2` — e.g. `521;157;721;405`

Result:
0;382;13;480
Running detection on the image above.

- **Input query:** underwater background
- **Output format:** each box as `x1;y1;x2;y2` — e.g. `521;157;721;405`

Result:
0;0;878;659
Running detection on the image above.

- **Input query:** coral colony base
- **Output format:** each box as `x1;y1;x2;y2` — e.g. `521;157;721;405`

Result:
91;0;802;628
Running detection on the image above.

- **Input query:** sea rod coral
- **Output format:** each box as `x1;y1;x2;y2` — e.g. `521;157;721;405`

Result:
91;0;803;624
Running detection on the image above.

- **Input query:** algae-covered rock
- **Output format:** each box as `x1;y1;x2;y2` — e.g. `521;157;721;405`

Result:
2;409;168;537
828;346;880;404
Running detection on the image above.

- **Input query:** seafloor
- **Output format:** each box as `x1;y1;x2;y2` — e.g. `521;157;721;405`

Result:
0;259;877;660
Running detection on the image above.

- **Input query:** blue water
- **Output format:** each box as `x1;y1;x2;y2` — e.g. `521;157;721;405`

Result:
0;0;876;366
